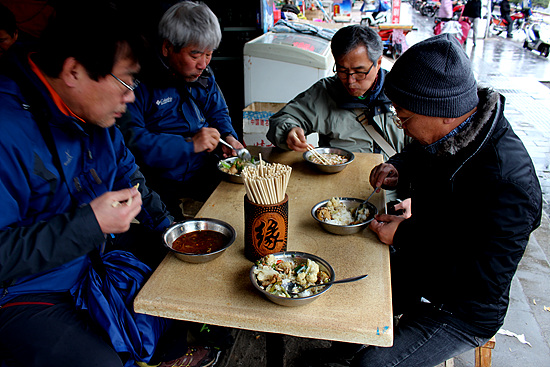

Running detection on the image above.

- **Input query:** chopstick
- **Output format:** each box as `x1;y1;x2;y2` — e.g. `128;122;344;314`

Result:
242;162;292;205
307;145;331;165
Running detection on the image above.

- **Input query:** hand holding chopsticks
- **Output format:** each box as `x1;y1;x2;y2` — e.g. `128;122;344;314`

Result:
307;145;331;165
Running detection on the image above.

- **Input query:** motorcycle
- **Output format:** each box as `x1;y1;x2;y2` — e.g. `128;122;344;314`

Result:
360;10;389;26
489;11;525;36
360;0;391;26
452;2;465;20
420;1;439;17
523;22;550;57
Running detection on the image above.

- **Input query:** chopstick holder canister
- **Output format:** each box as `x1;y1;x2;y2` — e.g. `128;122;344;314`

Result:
244;194;288;262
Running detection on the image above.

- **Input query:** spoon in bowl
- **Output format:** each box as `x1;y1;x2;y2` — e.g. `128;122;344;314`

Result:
353;187;379;222
219;138;252;161
284;274;368;296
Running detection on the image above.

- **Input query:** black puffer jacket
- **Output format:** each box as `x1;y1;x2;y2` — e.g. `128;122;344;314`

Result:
388;87;542;337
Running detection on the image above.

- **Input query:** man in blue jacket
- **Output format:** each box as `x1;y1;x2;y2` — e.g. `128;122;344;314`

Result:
118;1;245;221
0;4;217;367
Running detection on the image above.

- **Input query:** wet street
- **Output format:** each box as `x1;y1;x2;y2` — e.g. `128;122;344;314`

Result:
399;3;550;215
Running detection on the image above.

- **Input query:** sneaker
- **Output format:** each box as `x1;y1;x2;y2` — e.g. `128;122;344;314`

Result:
157;345;219;367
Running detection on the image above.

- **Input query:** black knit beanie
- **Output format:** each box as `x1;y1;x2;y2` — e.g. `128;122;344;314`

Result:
384;34;478;118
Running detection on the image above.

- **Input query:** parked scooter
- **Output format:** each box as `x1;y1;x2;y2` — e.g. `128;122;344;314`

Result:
420;1;439;17
523;22;550;57
489;11;525;36
360;0;391;26
360;10;389;25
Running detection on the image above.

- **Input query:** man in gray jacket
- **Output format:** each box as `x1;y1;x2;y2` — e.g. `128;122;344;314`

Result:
267;25;408;161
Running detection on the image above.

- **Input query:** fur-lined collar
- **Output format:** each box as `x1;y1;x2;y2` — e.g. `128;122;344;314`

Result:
437;87;501;156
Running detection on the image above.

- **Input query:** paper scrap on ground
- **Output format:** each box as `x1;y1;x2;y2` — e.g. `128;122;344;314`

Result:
497;329;532;347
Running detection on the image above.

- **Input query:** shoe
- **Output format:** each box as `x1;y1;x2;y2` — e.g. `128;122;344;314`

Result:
189;323;235;350
150;345;219;367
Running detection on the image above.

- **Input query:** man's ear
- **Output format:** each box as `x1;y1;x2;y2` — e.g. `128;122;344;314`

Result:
376;55;383;68
59;57;83;88
161;40;172;58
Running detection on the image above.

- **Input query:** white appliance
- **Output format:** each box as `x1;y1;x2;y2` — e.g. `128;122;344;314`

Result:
243;32;334;106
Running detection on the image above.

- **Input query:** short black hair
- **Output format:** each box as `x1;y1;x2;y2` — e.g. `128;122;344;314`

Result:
34;2;144;80
331;25;383;64
0;4;17;36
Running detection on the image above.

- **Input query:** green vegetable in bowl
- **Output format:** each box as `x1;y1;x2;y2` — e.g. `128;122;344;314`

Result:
220;157;258;176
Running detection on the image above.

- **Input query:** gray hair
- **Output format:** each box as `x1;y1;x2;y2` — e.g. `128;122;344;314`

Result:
331;25;383;64
159;1;222;51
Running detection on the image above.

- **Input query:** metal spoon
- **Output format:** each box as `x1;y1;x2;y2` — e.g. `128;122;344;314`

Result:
354;187;379;222
284;274;368;296
219;138;252;161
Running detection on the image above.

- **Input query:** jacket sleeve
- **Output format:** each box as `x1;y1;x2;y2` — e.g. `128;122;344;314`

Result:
110;126;173;232
200;77;238;139
119;85;196;171
0;204;104;283
132;168;173;231
267;80;331;149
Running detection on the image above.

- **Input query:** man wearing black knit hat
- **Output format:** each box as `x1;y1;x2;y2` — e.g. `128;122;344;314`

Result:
348;33;542;366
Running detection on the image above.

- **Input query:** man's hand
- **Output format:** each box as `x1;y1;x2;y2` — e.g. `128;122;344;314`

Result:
369;213;405;245
286;127;309;152
369;163;399;189
221;135;245;158
89;187;142;234
192;127;220;153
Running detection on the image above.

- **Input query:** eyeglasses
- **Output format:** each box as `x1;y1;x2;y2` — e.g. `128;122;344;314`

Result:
110;73;140;94
334;62;375;81
389;105;416;129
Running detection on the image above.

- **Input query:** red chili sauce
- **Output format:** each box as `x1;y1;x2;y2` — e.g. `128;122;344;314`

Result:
172;230;227;254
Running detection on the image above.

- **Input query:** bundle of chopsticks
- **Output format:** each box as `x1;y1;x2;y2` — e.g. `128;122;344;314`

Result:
242;155;292;205
307;145;330;165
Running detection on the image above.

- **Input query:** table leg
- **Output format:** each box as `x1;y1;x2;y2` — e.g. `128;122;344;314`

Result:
266;332;285;367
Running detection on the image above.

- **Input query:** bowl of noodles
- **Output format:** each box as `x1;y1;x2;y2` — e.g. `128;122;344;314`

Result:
303;147;355;174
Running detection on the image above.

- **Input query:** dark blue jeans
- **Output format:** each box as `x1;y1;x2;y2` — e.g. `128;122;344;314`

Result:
350;305;491;367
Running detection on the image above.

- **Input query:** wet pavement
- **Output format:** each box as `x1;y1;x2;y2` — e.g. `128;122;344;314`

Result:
208;3;550;366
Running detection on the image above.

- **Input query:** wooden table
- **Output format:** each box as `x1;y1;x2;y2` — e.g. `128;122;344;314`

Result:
134;148;393;347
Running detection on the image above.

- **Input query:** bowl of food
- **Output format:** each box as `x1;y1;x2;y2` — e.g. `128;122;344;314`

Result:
250;252;335;307
218;156;261;184
303;147;355;174
311;197;377;235
163;218;236;263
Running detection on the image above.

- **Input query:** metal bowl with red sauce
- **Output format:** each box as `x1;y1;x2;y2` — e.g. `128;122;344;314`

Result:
163;219;236;263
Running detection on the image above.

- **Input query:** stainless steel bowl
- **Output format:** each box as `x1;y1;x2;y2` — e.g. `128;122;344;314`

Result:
250;251;335;307
311;198;377;235
163;218;236;263
303;147;355;174
218;157;245;184
217;156;264;184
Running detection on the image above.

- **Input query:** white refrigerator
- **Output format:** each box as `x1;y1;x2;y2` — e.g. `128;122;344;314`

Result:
243;32;334;106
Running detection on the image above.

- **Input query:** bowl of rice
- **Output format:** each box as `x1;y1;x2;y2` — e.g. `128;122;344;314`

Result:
303;147;354;174
311;197;377;235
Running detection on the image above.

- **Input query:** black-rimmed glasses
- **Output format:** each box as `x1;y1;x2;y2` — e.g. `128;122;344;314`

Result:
110;73;140;93
334;62;375;81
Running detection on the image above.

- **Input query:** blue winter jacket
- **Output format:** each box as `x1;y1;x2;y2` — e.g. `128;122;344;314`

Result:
0;52;172;305
119;55;238;182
